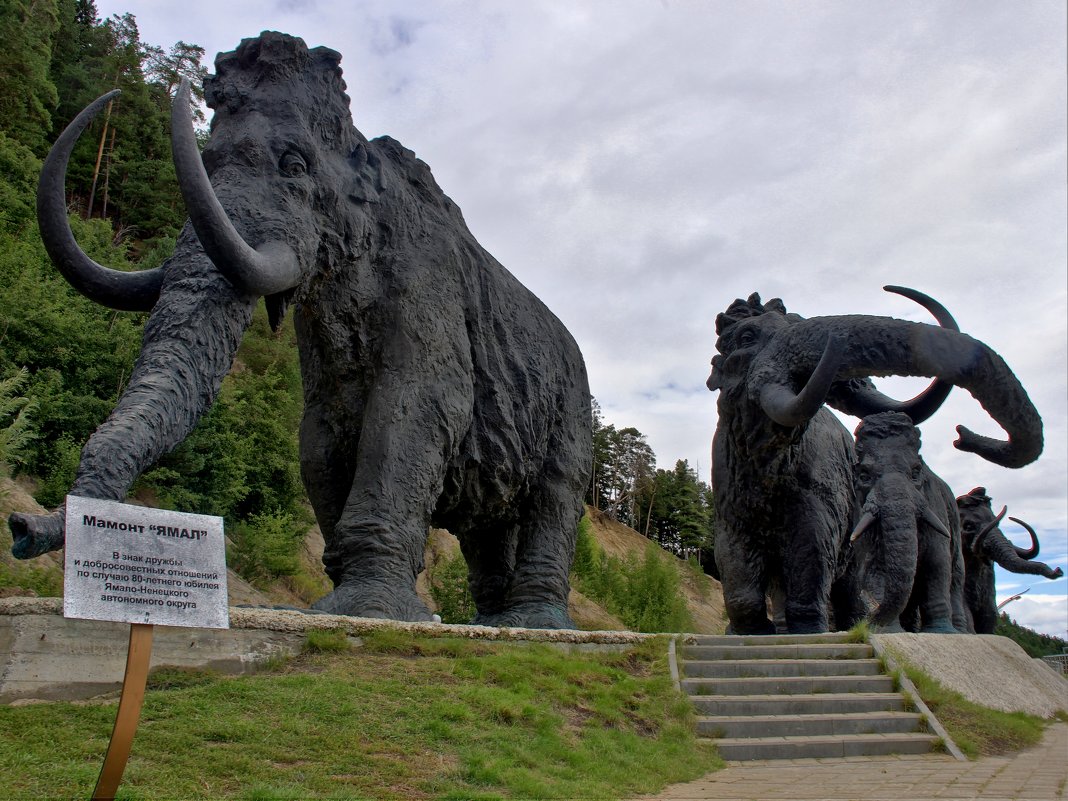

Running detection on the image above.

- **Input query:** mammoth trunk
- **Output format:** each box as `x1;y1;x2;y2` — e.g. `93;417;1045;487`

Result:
70;229;257;502
752;316;1043;468
865;514;919;628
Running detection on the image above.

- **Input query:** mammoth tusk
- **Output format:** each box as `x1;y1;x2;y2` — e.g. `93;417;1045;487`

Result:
1008;516;1040;560
850;510;876;543
760;334;846;427
919;507;952;539
171;79;301;297
971;505;1008;555
834;286;959;424
37;90;164;310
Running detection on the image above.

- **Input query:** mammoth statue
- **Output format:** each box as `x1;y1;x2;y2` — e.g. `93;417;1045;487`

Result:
9;32;593;629
707;289;1042;635
956;487;1063;634
843;412;967;633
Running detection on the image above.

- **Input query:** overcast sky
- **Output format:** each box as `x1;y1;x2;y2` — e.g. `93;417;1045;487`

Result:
95;0;1066;637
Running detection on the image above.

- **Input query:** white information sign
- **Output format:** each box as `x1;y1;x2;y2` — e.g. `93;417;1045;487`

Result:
63;495;229;629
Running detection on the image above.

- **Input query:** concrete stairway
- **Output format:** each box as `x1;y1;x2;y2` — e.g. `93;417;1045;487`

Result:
679;632;942;761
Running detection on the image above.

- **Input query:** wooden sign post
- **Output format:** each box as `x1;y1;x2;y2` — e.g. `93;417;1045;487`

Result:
91;623;154;801
63;495;229;801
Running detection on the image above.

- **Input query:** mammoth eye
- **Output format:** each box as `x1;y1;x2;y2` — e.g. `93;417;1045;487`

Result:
280;151;307;177
737;330;757;347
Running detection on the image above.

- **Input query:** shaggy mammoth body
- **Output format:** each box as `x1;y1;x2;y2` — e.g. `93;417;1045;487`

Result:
707;291;1042;635
843;412;966;633
957;487;1063;634
10;32;593;628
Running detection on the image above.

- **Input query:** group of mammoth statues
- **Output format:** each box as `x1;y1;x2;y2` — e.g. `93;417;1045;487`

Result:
7;32;1062;636
707;289;1062;636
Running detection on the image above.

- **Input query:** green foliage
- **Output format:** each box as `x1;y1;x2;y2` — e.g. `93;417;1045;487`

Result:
428;549;477;624
0;368;38;470
0;0;61;154
572;519;693;633
995;612;1068;658
0;131;42;233
302;628;352;654
845;619;871;644
0;558;63;596
227;510;304;586
31;435;81;508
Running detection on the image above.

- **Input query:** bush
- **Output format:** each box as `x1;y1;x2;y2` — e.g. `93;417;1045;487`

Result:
0;367;37;470
227;509;303;586
572;517;692;633
428;549;476;624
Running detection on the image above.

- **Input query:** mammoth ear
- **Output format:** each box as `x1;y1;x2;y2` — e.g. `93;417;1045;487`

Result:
347;143;387;203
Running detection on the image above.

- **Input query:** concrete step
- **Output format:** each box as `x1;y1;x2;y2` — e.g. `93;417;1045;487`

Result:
697;711;924;738
682;643;873;661
688;632;856;646
691;692;907;717
683;674;894;696
711;732;941;761
683;657;884;679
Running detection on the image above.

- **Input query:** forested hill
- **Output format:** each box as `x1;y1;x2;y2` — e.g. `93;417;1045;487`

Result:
1;1;310;562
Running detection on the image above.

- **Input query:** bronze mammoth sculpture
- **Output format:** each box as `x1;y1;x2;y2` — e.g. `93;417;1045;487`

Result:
10;32;592;629
957;487;1063;634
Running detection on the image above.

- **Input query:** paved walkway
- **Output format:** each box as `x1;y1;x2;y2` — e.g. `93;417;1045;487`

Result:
636;723;1068;800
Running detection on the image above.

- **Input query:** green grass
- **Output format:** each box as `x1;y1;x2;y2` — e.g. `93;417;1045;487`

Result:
897;663;1047;758
0;631;720;800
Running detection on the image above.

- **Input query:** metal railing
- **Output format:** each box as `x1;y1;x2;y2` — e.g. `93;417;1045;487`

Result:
1040;654;1068;676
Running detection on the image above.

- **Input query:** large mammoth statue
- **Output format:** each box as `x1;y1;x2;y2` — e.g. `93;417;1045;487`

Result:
707;290;1042;635
844;412;966;633
956;487;1063;634
9;32;593;629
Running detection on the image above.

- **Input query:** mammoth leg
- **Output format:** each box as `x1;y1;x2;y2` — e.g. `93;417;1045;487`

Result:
458;522;519;622
486;466;583;629
310;336;473;622
10;235;254;558
782;538;833;634
913;535;956;633
298;399;359;583
717;527;775;635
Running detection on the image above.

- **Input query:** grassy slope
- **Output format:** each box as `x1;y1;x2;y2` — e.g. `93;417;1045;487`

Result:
0;630;721;801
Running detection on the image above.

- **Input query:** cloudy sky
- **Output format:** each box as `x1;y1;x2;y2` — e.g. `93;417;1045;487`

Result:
96;0;1066;637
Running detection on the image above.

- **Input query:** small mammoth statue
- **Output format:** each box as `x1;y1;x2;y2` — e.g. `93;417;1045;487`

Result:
844;412;966;633
956;487;1064;634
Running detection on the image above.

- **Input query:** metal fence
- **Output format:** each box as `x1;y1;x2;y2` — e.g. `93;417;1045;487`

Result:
1040;654;1068;676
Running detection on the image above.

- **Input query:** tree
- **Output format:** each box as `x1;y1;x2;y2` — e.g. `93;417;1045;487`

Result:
639;460;715;562
0;0;61;154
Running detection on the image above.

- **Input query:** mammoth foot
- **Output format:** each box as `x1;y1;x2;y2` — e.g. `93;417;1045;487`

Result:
310;580;434;622
472;602;575;630
8;510;66;559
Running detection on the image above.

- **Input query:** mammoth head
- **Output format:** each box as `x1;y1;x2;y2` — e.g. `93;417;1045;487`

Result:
38;32;390;329
706;287;1043;468
706;293;796;394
